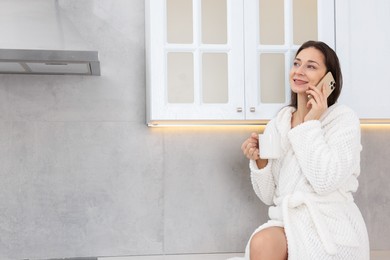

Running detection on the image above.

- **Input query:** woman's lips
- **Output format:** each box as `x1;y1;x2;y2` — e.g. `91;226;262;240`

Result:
293;79;308;85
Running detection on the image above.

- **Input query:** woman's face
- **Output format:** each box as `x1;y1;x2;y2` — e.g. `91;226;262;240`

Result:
290;47;327;95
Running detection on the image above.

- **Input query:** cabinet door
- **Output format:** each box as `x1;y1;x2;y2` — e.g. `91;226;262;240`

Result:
146;0;245;124
244;0;335;120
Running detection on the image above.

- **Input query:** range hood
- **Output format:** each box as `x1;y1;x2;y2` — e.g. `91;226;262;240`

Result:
0;0;100;76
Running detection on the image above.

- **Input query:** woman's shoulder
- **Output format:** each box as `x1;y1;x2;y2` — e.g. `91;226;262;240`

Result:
326;103;358;117
276;106;295;121
322;103;360;126
265;106;295;133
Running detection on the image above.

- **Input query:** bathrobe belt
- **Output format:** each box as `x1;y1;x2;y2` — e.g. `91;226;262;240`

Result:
269;191;355;255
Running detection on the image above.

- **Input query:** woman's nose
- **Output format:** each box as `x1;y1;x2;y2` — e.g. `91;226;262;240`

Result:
295;66;305;75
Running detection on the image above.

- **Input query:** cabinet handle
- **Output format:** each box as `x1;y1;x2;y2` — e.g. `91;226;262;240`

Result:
250;107;256;112
236;107;243;113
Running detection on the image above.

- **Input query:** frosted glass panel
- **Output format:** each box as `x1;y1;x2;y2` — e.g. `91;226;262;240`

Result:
293;0;318;44
202;53;228;103
202;0;227;44
259;0;284;45
167;52;194;103
260;54;285;103
167;0;193;43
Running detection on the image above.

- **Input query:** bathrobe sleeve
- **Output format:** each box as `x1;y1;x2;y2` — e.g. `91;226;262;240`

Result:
287;105;361;194
249;160;275;205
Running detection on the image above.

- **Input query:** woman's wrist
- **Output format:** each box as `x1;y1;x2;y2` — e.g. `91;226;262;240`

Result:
256;158;268;169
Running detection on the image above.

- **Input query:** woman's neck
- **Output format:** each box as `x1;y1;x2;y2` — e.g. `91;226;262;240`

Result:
292;93;310;127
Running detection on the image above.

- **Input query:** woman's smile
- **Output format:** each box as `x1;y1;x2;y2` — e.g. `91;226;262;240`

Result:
293;78;308;85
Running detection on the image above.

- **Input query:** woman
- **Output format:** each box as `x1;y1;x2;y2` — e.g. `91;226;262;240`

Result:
238;41;369;259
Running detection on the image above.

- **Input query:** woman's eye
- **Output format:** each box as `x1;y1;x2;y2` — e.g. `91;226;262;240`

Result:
307;65;316;70
293;62;300;67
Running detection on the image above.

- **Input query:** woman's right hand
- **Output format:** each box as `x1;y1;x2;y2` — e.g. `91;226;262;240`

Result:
241;132;260;160
241;132;268;169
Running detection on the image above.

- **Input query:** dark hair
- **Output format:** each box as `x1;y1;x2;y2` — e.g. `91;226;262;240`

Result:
289;40;342;108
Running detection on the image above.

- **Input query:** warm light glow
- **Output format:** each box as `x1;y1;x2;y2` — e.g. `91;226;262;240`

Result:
360;124;390;130
147;120;269;127
360;119;390;124
147;120;390;129
360;119;390;130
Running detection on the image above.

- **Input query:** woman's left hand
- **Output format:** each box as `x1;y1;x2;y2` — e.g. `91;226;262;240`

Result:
304;83;328;121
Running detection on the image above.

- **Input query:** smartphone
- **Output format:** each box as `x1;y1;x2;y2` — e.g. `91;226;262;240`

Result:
308;71;336;99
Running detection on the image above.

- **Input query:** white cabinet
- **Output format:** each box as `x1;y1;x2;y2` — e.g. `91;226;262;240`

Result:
146;0;335;126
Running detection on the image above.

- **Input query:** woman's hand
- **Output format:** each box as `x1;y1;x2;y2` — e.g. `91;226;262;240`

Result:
304;83;328;121
241;132;260;160
241;132;268;169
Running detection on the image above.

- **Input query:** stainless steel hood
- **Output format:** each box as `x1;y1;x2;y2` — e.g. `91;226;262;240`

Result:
0;0;100;75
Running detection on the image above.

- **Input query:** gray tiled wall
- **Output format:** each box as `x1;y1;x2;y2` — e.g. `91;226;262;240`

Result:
359;127;390;249
0;1;389;259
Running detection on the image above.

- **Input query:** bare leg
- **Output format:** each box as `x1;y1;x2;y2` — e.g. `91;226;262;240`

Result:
249;227;288;260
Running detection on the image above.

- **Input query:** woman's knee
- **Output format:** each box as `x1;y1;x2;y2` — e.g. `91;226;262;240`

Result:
249;227;287;259
250;229;274;254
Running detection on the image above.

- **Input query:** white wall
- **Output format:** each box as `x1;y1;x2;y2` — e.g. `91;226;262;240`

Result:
0;0;389;259
337;0;390;120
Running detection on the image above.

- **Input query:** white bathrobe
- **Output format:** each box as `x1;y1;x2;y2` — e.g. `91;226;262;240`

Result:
232;104;369;260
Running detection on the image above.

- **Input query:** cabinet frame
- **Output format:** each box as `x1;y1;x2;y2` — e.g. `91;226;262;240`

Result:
146;0;335;126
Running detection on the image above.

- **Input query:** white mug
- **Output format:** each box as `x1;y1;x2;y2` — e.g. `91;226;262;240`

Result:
258;133;282;159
